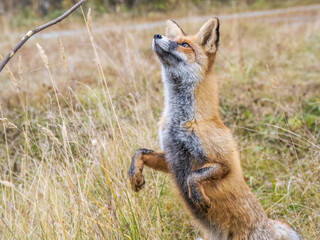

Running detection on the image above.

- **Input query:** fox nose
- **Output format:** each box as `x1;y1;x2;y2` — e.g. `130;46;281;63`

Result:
154;34;162;39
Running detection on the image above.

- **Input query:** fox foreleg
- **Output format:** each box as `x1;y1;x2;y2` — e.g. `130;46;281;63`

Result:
187;163;230;212
128;148;169;192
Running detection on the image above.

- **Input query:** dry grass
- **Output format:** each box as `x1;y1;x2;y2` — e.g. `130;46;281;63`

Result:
0;6;319;240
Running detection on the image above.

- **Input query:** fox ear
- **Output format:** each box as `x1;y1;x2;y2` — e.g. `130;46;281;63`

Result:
196;17;220;53
166;20;185;39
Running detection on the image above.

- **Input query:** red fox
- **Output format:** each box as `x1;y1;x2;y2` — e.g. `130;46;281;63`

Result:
128;18;300;240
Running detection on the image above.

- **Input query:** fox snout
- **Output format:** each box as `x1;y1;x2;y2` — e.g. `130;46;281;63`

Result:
154;34;162;39
152;34;164;52
152;34;171;54
152;34;183;65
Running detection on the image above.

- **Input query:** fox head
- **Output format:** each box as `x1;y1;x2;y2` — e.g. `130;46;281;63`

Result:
153;18;221;121
152;18;220;80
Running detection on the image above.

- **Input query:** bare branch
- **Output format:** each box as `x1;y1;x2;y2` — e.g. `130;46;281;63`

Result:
0;0;88;73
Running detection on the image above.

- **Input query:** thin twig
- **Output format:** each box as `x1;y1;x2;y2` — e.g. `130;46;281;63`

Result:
0;0;88;73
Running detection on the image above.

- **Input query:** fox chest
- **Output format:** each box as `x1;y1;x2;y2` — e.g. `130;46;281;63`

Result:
159;123;206;190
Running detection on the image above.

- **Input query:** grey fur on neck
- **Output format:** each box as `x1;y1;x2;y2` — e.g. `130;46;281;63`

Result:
160;62;207;165
162;63;201;125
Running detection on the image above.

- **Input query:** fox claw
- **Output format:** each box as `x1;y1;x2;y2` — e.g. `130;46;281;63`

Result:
133;174;145;192
128;149;147;192
196;198;212;213
187;178;211;212
191;193;212;213
129;170;145;192
135;179;145;192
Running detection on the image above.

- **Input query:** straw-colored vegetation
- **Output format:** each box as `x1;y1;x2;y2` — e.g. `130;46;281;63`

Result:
0;4;319;240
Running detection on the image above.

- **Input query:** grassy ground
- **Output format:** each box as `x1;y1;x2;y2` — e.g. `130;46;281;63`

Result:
0;4;319;240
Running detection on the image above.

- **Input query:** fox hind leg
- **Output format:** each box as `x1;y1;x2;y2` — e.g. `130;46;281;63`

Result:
187;162;229;212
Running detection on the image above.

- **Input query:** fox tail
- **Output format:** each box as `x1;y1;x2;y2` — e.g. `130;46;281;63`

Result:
272;220;300;240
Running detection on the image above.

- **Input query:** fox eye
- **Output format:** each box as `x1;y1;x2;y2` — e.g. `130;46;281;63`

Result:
181;42;190;48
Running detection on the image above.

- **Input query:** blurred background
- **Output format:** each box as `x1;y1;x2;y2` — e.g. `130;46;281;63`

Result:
0;0;318;26
0;0;309;16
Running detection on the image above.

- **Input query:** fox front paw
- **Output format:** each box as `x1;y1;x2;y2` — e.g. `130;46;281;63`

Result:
187;178;211;213
128;149;147;192
129;170;145;192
